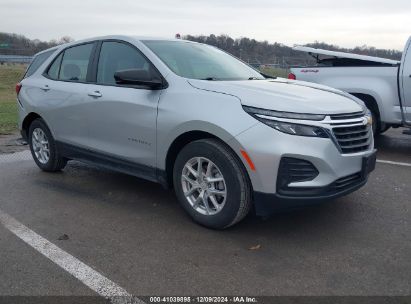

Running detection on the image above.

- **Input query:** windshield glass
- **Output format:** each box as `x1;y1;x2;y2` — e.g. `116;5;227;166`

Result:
143;40;265;81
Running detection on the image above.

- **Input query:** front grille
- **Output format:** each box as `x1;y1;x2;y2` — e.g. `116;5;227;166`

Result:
332;172;362;191
330;112;364;120
277;171;364;197
329;112;371;154
332;124;371;154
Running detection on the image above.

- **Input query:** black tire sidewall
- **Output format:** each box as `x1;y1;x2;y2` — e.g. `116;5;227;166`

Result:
173;140;248;229
28;119;60;171
370;109;379;135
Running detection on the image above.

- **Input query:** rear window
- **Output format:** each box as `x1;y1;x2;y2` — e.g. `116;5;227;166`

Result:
24;49;55;78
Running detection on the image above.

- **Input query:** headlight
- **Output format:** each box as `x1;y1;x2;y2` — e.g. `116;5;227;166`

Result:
260;120;329;137
243;105;326;121
243;106;329;138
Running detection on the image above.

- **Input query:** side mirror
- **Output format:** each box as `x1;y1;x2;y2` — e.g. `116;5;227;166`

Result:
114;69;164;89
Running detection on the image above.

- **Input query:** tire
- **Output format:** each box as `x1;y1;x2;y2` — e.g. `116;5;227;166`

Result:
28;118;67;172
173;139;252;229
379;124;391;134
350;94;381;136
368;107;379;136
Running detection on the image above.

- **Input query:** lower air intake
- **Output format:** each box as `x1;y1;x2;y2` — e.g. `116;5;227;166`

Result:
277;157;319;191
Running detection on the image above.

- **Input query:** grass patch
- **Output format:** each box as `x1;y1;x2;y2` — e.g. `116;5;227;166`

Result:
0;64;26;134
0;64;26;103
0;101;18;134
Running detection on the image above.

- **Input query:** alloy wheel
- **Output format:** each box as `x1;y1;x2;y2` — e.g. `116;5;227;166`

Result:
31;128;50;164
181;157;227;215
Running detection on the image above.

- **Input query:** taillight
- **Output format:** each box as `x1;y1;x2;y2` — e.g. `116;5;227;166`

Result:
15;83;22;95
288;73;296;80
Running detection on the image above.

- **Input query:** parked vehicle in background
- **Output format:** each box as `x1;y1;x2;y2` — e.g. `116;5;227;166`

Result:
289;37;411;135
16;36;376;229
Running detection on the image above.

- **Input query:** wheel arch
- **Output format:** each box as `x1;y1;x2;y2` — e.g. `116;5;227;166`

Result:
315;73;397;126
21;112;42;140
163;130;251;190
349;93;383;131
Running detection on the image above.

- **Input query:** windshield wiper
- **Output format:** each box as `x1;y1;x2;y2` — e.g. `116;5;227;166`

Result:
248;77;262;80
259;72;277;79
201;77;219;81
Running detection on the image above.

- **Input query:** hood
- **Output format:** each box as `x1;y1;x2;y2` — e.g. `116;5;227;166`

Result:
188;78;364;115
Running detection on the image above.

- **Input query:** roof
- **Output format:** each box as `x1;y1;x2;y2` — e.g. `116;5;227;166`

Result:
293;46;400;65
33;35;190;57
70;35;184;45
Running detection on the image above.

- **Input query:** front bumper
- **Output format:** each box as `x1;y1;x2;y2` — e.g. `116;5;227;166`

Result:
229;122;376;216
253;155;375;215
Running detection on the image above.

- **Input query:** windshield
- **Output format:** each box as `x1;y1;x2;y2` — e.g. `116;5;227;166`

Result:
143;40;265;81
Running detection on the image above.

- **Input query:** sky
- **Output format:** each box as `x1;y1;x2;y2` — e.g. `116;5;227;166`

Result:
1;0;410;50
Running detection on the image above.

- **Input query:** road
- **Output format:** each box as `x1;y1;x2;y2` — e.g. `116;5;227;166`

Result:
0;128;410;301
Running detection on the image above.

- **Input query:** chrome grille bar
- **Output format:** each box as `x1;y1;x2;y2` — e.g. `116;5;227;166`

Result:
330;113;372;154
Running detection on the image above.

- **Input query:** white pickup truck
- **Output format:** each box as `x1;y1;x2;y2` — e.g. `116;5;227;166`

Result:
289;37;411;135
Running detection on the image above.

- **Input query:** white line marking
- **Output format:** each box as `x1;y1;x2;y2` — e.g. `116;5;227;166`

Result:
377;159;411;167
0;209;144;304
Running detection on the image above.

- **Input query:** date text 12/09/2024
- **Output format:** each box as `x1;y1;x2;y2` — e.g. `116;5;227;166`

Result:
149;296;258;303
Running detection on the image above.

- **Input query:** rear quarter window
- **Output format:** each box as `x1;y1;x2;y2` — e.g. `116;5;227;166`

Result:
47;53;63;80
24;49;56;78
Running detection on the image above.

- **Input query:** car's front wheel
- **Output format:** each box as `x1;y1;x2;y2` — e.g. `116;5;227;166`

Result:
28;118;67;172
173;139;252;229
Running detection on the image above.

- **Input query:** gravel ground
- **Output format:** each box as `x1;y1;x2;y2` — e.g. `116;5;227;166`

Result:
0;132;28;154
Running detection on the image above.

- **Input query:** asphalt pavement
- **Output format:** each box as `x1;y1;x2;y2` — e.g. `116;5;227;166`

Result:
0;128;410;300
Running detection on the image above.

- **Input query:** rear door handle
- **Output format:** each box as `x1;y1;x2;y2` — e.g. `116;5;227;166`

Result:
88;91;102;98
41;84;50;91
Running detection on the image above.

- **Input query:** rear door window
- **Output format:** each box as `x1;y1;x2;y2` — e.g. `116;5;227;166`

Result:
24;49;55;78
59;43;94;82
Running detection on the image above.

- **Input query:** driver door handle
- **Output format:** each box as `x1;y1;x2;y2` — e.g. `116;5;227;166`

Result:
88;91;102;98
41;84;50;91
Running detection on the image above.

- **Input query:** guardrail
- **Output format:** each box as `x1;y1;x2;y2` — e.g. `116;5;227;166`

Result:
0;55;33;63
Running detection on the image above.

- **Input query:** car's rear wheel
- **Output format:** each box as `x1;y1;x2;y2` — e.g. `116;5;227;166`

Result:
173;139;252;229
28;118;67;172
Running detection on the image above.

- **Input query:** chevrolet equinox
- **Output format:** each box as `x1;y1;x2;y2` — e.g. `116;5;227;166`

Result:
16;36;376;229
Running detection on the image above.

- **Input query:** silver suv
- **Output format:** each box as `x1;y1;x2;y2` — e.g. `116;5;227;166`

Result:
17;35;376;229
